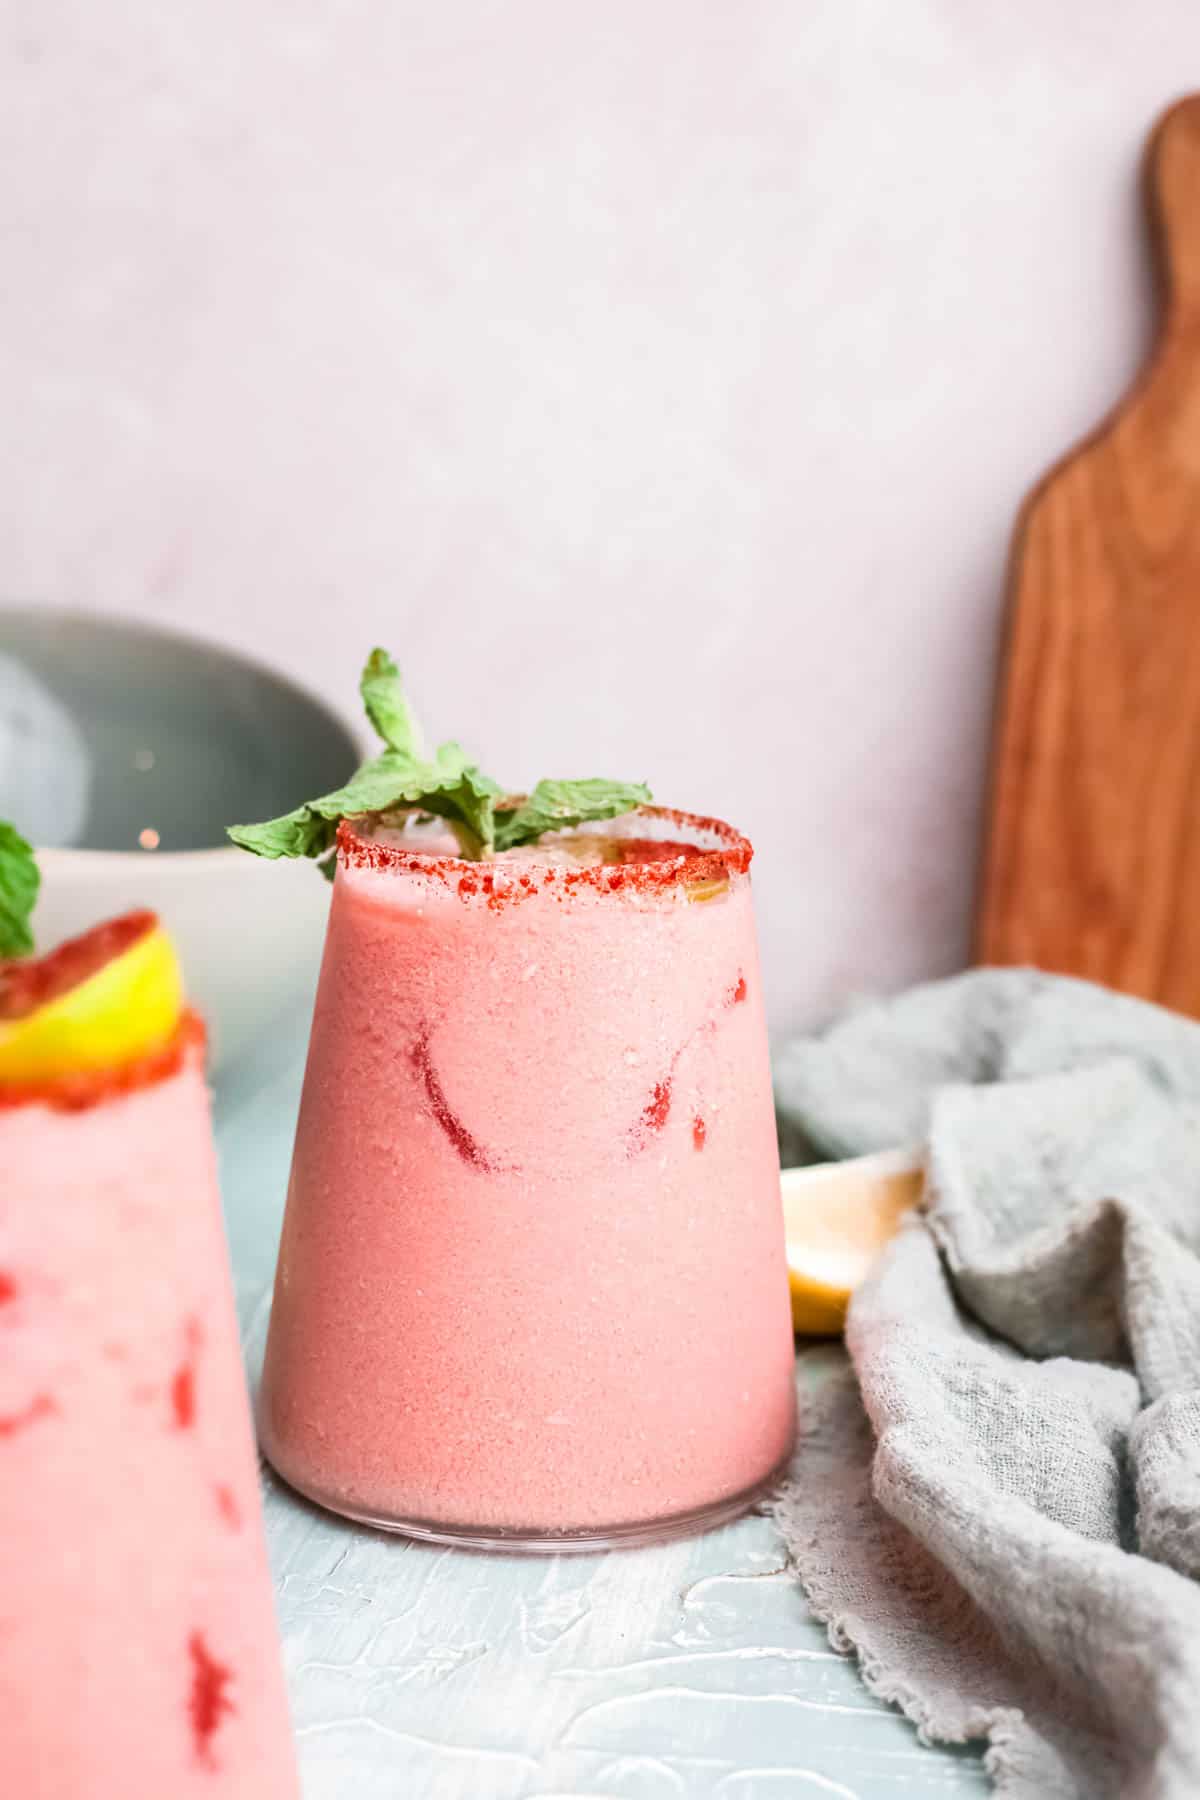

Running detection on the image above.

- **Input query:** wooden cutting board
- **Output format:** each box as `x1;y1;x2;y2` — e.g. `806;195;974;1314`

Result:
976;94;1200;1013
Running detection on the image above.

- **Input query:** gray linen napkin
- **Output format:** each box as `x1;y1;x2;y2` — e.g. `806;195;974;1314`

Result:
772;968;1200;1800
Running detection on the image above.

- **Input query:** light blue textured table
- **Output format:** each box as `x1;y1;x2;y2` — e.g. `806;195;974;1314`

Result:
215;1036;988;1800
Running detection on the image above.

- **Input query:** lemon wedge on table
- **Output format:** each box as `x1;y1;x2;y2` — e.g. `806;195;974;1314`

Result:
782;1147;924;1335
0;913;184;1085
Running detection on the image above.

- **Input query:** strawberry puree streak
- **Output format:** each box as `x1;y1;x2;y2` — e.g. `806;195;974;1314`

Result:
0;1038;298;1795
189;1632;236;1767
260;808;796;1537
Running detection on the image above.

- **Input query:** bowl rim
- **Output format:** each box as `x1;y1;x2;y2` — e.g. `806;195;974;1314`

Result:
1;604;367;865
36;843;263;872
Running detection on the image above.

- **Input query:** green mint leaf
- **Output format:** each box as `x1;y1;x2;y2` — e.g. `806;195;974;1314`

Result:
412;750;503;860
360;647;423;756
0;820;39;958
494;779;651;853
227;746;502;864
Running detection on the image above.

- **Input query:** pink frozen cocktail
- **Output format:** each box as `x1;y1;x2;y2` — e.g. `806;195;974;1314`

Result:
0;900;298;1795
258;808;796;1546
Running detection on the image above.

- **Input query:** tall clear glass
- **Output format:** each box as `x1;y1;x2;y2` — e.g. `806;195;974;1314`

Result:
259;808;796;1550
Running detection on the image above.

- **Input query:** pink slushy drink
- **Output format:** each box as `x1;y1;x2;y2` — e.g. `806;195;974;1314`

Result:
0;911;298;1796
259;809;796;1548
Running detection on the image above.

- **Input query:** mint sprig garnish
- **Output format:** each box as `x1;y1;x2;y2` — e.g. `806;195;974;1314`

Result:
493;780;656;852
228;650;650;870
0;820;39;957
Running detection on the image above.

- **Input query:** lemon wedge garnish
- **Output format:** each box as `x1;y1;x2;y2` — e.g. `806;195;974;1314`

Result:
782;1148;924;1335
0;920;184;1084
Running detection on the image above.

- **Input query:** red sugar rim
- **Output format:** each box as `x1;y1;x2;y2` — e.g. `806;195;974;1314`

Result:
336;804;753;898
0;1009;206;1115
0;909;158;1023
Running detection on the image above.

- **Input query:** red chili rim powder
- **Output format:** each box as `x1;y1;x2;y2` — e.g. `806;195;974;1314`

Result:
0;910;158;1023
0;1009;207;1114
336;804;754;898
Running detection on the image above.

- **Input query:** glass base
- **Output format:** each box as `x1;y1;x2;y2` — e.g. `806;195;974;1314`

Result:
263;1450;793;1554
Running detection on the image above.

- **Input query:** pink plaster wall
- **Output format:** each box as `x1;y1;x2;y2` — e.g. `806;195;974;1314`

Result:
3;2;1193;1030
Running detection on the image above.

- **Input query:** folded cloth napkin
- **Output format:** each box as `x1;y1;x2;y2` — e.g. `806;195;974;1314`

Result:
772;968;1200;1800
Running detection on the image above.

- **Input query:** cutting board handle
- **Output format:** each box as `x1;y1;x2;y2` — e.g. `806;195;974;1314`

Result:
1151;96;1200;325
977;91;1200;1012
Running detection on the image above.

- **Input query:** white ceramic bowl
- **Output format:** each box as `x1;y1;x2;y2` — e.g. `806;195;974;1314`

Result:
0;609;363;1071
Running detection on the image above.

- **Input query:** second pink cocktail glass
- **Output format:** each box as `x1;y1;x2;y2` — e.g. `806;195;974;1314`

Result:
259;806;795;1549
